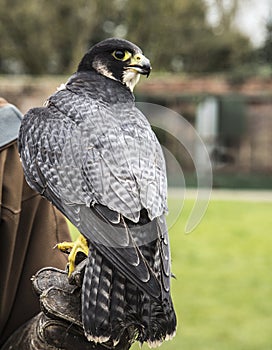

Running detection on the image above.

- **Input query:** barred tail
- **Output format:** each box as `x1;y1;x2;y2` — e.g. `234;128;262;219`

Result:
81;248;176;347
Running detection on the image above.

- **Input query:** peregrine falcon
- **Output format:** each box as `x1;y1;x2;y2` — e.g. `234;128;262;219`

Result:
19;38;177;348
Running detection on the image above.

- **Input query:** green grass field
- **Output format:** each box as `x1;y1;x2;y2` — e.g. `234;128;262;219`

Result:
69;197;272;350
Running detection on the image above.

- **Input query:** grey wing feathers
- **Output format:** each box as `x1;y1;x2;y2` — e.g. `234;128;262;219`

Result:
34;88;168;221
78;204;162;299
19;89;168;298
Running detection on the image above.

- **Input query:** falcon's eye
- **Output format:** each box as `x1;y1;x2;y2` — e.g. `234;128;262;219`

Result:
114;50;125;59
112;50;132;61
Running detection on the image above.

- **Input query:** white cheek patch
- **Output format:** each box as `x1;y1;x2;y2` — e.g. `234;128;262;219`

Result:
93;60;117;81
122;69;141;92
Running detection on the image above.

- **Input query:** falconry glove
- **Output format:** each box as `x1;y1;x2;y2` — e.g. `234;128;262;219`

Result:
1;264;132;350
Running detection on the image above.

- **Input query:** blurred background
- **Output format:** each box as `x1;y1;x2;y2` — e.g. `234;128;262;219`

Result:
1;0;272;349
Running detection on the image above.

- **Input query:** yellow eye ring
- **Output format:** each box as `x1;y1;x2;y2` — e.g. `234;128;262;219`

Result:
112;50;132;61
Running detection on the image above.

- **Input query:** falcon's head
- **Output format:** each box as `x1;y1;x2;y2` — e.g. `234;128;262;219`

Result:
78;38;151;92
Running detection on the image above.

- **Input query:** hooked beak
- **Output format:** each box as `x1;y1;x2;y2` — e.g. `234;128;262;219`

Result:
127;53;152;77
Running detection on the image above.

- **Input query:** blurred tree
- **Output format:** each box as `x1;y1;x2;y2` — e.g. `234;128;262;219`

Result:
0;0;96;74
206;0;239;32
0;0;253;74
123;0;212;71
122;0;252;72
262;13;272;65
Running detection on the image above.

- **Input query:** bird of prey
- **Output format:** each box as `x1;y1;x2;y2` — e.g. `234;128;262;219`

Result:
19;38;176;348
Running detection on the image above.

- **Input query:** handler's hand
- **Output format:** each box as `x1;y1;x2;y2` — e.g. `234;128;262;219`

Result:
1;263;132;350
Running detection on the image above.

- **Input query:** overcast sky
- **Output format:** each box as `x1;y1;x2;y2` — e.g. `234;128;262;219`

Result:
236;0;272;46
206;0;272;47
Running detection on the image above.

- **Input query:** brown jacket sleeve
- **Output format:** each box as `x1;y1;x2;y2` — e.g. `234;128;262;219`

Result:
0;140;71;346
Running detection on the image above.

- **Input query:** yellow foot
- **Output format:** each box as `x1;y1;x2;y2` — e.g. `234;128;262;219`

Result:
57;234;89;276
